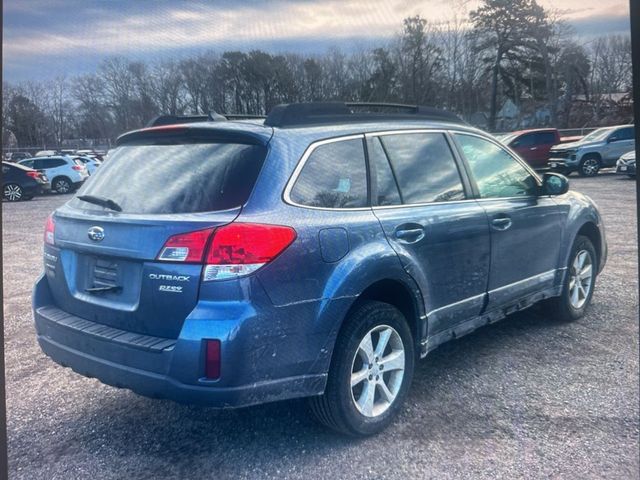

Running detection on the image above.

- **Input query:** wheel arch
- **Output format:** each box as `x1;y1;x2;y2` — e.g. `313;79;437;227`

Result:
576;221;602;267
340;277;426;359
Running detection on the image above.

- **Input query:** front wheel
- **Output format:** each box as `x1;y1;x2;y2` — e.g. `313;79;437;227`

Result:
543;235;597;321
308;301;415;436
579;156;601;177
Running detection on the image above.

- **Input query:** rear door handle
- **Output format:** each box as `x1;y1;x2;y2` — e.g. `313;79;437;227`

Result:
394;226;425;243
491;216;512;231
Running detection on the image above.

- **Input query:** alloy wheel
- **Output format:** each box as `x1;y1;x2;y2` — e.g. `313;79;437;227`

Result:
350;324;405;418
582;158;599;176
55;179;70;193
4;184;23;201
569;249;593;309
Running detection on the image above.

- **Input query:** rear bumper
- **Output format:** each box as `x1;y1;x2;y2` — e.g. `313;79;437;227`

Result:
33;275;334;408
37;329;325;408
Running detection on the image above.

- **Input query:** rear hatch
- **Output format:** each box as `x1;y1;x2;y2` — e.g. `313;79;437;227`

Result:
44;127;270;339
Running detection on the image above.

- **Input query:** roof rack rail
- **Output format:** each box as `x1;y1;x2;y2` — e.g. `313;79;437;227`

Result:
224;114;267;120
264;102;464;128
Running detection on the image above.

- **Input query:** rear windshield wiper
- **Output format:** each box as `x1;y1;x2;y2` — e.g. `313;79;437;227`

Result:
77;195;122;212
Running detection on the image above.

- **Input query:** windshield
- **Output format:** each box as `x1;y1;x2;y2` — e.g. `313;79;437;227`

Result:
70;142;267;214
580;128;613;143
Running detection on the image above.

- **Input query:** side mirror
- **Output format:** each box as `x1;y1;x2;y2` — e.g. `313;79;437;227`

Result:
541;172;569;196
608;136;618;143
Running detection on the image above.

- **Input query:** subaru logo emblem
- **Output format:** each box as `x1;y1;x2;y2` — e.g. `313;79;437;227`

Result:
88;226;105;242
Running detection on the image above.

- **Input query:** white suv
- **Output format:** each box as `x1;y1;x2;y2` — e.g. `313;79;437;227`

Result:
19;156;89;193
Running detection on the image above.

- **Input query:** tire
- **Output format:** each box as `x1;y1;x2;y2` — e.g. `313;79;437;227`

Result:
52;177;72;194
543;235;597;322
308;300;415;436
578;155;601;177
4;183;24;202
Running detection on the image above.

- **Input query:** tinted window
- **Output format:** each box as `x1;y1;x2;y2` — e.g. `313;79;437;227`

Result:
368;137;401;206
41;158;66;168
612;127;634;141
511;134;534;148
20;160;35;168
290;139;367;208
378;133;465;204
455;134;538;198
536;132;556;144
70;142;267;214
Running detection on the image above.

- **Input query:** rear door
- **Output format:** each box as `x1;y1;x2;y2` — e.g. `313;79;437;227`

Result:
369;131;491;334
452;133;566;311
510;133;535;163
45;136;269;339
532;131;558;167
603;127;635;164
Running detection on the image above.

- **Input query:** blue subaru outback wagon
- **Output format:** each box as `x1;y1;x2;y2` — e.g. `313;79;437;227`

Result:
34;102;607;435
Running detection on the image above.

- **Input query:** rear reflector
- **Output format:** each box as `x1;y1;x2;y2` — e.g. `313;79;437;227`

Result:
44;214;55;246
156;223;296;281
205;339;221;379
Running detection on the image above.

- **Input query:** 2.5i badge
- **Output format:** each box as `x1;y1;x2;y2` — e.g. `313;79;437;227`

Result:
158;285;183;293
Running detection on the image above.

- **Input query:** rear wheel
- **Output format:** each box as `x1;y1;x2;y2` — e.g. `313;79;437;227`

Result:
308;301;415;436
52;177;72;194
579;155;601;177
4;183;23;201
543;235;597;321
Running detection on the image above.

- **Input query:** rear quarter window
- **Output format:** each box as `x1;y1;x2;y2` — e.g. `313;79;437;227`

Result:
70;142;267;214
289;138;368;209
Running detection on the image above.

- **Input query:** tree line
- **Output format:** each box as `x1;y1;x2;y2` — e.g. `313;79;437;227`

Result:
2;0;633;149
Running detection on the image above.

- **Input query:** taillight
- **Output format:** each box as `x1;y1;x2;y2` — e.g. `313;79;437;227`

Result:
205;339;221;379
26;171;39;179
44;214;55;245
203;223;296;281
157;227;215;262
156;223;296;281
72;165;83;171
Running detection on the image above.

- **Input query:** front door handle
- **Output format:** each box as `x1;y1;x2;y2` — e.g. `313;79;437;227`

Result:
491;216;512;231
395;226;425;243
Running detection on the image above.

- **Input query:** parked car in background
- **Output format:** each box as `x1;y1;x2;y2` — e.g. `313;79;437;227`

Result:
548;125;635;176
73;155;102;175
19;156;89;193
33;102;607;436
497;128;581;170
35;150;58;157
616;150;636;178
4;151;32;163
2;161;50;201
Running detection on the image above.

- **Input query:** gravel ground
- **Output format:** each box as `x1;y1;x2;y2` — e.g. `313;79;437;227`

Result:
3;172;639;479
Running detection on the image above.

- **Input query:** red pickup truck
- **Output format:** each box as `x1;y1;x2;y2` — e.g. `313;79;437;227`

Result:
497;128;582;170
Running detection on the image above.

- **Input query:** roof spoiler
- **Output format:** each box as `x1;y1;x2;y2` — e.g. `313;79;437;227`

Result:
146;112;267;127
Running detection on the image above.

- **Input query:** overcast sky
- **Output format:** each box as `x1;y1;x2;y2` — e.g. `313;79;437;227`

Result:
2;0;631;82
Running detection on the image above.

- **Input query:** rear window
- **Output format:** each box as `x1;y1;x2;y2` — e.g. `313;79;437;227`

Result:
70;143;267;214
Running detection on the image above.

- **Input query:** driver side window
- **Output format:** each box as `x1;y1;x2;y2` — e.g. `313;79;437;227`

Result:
454;134;538;198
